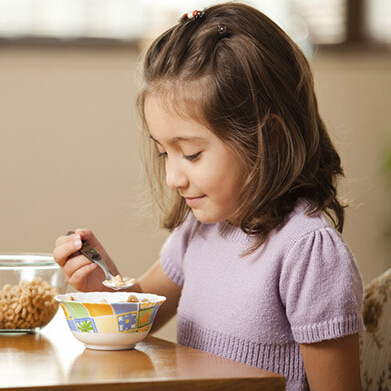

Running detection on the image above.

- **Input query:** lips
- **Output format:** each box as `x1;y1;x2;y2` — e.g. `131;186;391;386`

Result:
184;195;205;207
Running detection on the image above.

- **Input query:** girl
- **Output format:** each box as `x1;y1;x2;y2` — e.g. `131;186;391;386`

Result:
53;3;364;390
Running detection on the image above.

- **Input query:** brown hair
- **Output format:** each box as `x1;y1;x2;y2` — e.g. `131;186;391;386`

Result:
138;2;346;248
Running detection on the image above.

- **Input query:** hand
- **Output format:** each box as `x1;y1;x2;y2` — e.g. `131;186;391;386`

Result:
53;229;119;292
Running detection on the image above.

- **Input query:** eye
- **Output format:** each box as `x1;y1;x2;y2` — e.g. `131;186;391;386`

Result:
157;152;168;159
184;152;201;161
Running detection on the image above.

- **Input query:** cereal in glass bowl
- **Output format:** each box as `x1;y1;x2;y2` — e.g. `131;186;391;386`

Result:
0;253;67;333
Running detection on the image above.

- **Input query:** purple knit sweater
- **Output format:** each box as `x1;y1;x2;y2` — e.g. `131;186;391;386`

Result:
160;201;364;391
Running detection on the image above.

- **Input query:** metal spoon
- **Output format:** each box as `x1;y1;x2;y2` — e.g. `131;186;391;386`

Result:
66;231;135;290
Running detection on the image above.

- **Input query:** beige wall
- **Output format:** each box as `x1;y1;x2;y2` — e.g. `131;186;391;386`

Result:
1;43;391;342
312;49;391;284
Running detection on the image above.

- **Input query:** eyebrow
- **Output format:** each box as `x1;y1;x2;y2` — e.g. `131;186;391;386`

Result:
149;135;205;145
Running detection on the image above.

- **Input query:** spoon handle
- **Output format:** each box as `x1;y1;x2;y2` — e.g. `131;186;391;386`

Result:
65;231;115;280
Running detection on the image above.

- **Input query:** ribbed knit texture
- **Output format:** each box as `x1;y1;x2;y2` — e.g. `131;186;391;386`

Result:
160;201;364;391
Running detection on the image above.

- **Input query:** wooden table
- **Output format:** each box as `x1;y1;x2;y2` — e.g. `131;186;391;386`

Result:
0;311;285;391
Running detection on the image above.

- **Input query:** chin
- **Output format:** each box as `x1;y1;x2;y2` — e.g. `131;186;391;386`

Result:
191;211;225;225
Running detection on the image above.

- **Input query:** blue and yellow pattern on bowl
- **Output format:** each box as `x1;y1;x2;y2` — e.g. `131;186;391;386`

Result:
55;292;166;350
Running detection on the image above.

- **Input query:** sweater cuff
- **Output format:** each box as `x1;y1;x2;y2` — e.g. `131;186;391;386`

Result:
292;314;365;343
160;257;184;287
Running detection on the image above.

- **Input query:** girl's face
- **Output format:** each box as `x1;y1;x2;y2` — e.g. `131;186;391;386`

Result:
145;95;242;225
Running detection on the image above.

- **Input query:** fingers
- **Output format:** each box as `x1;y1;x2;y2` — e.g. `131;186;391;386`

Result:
53;232;83;267
53;229;117;292
72;229;118;275
74;229;100;247
67;262;100;288
53;229;109;291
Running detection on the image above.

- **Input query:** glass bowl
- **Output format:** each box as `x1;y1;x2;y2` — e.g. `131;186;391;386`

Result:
0;253;67;333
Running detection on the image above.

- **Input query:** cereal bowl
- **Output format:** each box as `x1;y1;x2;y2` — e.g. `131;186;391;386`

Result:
55;291;166;350
0;253;67;333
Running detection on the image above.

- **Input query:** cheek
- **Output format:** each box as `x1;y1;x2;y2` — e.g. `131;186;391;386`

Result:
214;164;242;200
224;163;243;203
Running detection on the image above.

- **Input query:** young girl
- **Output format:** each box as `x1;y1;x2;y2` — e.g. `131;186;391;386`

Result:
53;3;364;390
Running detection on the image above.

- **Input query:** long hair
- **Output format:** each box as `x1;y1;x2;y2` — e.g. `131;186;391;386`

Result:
138;2;346;249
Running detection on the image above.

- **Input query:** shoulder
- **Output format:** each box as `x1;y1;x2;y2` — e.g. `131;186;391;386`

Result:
270;200;361;295
159;214;202;286
269;199;346;254
161;213;200;250
276;200;330;237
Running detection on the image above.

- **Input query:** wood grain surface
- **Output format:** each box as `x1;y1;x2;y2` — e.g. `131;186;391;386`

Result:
0;311;285;391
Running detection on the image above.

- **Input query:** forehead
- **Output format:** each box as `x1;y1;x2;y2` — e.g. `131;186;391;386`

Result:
143;78;210;124
144;94;211;141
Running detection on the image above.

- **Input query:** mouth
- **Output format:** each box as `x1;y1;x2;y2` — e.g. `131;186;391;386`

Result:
184;195;205;207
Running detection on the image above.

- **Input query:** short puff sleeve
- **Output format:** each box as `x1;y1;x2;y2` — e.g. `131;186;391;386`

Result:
279;227;364;343
160;215;198;287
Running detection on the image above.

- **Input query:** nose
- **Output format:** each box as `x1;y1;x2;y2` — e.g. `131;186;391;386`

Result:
165;159;188;190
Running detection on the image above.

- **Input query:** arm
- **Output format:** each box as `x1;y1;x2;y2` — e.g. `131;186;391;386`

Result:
299;333;362;391
53;230;181;331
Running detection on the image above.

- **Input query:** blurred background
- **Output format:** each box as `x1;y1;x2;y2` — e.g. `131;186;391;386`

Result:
1;0;391;342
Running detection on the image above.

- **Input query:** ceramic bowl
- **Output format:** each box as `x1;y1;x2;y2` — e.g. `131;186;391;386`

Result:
55;291;166;350
0;253;67;333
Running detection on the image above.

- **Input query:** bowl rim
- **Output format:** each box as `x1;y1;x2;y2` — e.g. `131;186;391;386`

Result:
55;291;167;305
0;252;57;267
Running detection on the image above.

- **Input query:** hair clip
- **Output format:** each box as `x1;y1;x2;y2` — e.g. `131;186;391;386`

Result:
217;24;227;35
180;10;205;23
192;10;205;20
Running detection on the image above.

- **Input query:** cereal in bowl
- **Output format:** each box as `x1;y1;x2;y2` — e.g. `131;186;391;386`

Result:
0;277;59;330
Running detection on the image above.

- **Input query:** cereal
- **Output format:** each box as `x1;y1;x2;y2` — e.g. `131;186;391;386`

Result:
0;277;59;330
126;294;139;303
123;295;149;303
104;274;136;288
